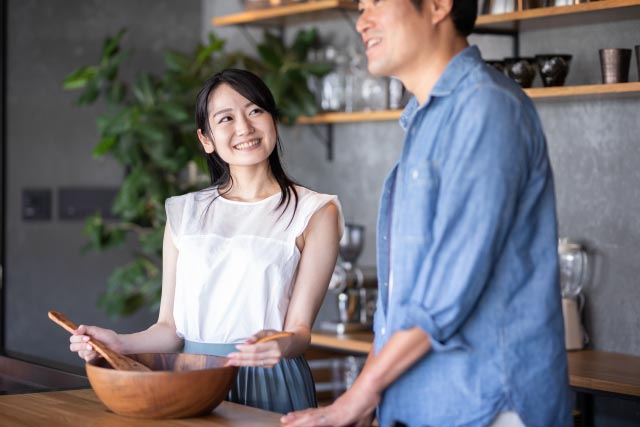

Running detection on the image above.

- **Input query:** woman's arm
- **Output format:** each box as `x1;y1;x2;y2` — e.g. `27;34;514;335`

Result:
281;201;341;358
70;224;183;359
226;202;341;367
118;224;183;353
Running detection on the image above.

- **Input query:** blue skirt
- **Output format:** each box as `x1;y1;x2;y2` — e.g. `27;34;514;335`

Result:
184;340;317;414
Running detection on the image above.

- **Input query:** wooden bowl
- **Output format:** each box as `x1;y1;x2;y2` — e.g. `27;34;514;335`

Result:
86;353;238;419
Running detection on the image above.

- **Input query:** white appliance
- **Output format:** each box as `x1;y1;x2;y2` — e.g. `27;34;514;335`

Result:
558;239;589;350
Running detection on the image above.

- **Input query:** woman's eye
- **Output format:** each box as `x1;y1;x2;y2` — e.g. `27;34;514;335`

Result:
249;108;263;116
218;115;232;124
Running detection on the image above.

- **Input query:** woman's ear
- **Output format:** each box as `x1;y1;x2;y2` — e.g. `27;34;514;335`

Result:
197;129;215;154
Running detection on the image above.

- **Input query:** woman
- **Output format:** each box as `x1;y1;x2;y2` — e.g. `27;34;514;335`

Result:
69;69;343;414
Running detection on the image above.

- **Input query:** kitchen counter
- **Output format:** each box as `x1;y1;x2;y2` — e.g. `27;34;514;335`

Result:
0;388;282;426
310;332;640;397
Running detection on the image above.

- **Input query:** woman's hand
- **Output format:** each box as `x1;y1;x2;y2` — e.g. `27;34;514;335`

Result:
225;329;292;368
69;325;121;362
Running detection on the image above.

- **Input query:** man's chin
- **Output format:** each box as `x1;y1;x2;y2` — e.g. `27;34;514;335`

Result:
367;61;393;78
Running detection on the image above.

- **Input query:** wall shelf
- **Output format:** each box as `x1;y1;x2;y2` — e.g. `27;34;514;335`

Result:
213;0;640;28
526;82;640;99
477;0;640;27
212;0;357;26
296;83;640;123
297;110;403;124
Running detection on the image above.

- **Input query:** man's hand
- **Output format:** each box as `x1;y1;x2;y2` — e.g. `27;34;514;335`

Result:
281;379;379;427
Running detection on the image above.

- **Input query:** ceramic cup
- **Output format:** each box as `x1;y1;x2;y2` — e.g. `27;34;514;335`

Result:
599;48;632;84
504;57;537;88
535;54;572;87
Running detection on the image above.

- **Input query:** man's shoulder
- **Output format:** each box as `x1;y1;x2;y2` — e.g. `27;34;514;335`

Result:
455;62;532;111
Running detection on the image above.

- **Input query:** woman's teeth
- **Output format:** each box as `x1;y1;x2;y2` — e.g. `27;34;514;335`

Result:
235;139;260;150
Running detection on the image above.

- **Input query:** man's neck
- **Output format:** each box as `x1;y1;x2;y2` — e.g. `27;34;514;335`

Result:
401;36;469;105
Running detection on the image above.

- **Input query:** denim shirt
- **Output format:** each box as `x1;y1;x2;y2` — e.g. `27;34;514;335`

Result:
374;46;571;427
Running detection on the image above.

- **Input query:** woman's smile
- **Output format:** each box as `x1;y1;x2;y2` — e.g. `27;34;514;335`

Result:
234;138;261;151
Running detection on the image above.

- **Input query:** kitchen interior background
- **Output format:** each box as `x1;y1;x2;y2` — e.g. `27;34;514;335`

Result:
4;0;640;424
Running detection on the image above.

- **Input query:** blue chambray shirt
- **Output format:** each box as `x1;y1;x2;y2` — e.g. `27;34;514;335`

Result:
374;46;571;427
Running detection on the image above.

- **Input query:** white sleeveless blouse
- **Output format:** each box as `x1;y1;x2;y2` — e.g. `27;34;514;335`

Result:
165;186;343;344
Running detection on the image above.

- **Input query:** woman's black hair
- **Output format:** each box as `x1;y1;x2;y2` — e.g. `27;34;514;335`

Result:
195;68;298;220
410;0;477;37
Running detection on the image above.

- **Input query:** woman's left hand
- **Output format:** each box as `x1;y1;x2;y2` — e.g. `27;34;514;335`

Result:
225;329;292;368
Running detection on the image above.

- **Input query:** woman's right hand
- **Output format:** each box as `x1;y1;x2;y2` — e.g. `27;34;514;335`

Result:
69;325;121;362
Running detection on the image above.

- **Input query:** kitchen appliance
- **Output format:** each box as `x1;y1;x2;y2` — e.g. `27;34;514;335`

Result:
321;224;377;334
558;238;589;350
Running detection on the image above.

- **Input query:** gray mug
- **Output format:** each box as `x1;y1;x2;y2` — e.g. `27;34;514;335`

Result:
599;48;632;84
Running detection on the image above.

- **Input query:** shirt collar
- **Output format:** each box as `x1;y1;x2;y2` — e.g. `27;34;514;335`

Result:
399;45;482;131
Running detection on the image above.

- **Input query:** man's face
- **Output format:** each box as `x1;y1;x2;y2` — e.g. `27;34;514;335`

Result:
356;0;431;78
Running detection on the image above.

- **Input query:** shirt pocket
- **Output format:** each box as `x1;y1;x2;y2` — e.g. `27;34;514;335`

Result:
399;162;439;244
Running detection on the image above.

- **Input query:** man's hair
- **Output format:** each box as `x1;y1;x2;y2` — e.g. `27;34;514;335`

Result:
410;0;477;37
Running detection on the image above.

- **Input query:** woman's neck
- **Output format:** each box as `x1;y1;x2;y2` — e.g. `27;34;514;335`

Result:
219;164;280;202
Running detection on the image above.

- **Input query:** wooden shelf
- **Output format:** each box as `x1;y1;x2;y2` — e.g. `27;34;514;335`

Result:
297;110;402;124
295;83;640;123
477;0;640;27
213;0;640;28
212;0;357;26
525;82;640;99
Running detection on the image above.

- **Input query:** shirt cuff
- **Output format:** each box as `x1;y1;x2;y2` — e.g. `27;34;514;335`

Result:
396;302;469;352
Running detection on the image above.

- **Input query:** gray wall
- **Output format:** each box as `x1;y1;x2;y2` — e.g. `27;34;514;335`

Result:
205;4;640;359
5;0;201;368
4;0;639;393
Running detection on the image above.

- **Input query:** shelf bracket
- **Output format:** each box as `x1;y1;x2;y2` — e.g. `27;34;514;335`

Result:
308;123;334;161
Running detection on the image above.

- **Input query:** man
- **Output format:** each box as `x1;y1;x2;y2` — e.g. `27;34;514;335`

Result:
281;0;571;425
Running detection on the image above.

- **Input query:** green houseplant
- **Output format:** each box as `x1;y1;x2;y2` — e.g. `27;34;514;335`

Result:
64;29;329;318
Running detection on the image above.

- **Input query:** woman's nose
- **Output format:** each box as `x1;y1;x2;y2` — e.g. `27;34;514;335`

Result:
235;116;254;136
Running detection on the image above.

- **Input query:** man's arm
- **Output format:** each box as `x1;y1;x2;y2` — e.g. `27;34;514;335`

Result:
281;327;431;427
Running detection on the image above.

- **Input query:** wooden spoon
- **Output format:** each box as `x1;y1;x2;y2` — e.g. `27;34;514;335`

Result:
48;310;152;372
255;332;294;344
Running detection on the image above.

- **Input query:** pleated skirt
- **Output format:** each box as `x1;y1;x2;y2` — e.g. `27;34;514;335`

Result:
184;340;317;414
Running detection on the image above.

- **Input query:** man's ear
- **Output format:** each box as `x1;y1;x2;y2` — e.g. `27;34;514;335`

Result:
197;129;215;154
430;0;454;26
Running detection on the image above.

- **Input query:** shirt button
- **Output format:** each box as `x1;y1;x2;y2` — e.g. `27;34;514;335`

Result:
384;282;388;287
412;169;419;179
381;327;386;335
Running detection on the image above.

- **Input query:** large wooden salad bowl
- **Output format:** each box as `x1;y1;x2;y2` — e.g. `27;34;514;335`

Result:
86;352;238;419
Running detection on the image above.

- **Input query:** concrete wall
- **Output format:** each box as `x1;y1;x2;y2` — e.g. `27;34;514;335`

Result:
5;0;201;368
205;1;640;358
4;3;640;423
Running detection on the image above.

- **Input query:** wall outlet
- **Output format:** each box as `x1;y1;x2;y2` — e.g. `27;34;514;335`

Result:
22;189;52;221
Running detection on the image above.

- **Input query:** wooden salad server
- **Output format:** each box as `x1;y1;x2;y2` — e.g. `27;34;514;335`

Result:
48;310;152;372
255;332;294;343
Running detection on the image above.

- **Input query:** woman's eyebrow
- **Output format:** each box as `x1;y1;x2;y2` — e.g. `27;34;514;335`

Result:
212;102;254;117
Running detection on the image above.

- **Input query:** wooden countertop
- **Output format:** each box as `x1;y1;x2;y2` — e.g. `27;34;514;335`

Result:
310;333;640;398
568;350;640;397
0;388;282;426
311;331;374;354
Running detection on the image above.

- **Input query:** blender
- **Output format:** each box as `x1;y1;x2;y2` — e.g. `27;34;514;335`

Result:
558;238;589;350
321;224;376;334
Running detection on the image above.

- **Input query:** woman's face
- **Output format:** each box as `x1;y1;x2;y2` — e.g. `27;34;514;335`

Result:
198;83;277;168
